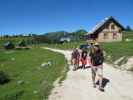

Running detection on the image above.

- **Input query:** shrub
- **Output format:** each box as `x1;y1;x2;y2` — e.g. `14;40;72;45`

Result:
0;71;10;85
4;90;24;100
4;41;15;50
18;40;26;47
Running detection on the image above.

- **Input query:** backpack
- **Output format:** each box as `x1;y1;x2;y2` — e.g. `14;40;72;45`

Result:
91;51;104;66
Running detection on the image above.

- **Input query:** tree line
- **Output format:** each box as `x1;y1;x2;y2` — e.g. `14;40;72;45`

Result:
0;29;88;44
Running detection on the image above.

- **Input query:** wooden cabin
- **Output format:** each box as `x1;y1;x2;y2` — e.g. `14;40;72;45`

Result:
86;16;125;42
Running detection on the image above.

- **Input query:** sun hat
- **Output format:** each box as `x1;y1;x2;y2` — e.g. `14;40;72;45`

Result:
94;42;100;46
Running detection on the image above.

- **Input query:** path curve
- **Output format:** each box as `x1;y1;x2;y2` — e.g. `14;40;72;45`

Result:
44;47;133;100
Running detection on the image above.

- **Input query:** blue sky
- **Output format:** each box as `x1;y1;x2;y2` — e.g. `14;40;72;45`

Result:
0;0;133;35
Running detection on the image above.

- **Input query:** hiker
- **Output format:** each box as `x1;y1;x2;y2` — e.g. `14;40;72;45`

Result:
71;48;80;71
89;43;104;92
81;50;88;69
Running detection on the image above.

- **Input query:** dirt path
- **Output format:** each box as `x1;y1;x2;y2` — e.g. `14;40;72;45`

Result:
44;47;133;100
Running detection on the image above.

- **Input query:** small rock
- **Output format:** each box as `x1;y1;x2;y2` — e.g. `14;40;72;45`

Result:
41;63;47;67
11;58;15;61
37;67;41;70
114;56;125;65
125;38;132;42
107;55;111;60
17;80;24;85
41;61;52;67
33;90;38;94
47;61;52;66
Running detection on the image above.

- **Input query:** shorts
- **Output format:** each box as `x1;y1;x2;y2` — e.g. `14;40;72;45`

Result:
91;65;103;76
72;58;79;65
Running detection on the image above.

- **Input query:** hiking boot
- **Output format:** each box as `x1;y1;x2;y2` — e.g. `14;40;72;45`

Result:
99;87;104;92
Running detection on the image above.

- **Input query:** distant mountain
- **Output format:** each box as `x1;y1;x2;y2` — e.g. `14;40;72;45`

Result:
36;29;88;43
44;31;69;42
71;29;88;41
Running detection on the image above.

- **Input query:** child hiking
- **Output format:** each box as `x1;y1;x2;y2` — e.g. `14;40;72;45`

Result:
89;43;104;92
81;50;88;69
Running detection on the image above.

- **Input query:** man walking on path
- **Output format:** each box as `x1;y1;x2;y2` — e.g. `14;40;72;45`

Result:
89;43;104;92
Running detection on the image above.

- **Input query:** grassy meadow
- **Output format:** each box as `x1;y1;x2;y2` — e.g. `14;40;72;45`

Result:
0;46;67;100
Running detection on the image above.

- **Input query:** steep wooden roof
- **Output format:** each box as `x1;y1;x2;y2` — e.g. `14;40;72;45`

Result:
88;16;125;35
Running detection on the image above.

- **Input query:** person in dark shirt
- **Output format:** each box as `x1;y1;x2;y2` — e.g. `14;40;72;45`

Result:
89;43;104;92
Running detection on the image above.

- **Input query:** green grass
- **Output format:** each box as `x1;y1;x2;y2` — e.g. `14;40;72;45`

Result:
102;41;133;62
0;46;67;100
123;31;133;40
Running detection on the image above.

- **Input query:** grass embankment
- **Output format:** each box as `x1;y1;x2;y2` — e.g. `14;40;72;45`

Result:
103;41;133;63
0;46;67;100
123;31;133;40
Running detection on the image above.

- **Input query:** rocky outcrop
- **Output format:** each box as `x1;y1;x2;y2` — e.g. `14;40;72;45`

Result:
114;56;133;71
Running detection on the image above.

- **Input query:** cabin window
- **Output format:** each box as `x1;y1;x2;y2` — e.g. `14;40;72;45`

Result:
111;24;115;30
119;29;121;33
113;32;117;39
104;33;108;39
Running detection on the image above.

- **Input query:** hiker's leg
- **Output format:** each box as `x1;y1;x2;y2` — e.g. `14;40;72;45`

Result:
98;74;104;92
81;60;83;69
98;75;103;88
74;59;79;70
83;64;85;69
91;68;96;87
72;59;74;65
82;59;86;69
73;59;76;71
73;64;76;71
97;67;104;91
77;59;79;69
71;59;73;65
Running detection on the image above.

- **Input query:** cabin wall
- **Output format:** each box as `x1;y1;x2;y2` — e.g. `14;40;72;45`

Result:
97;32;122;42
97;22;122;42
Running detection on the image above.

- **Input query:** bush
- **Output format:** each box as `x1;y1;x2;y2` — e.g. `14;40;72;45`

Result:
4;41;15;50
0;71;10;85
18;40;26;47
3;90;24;100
